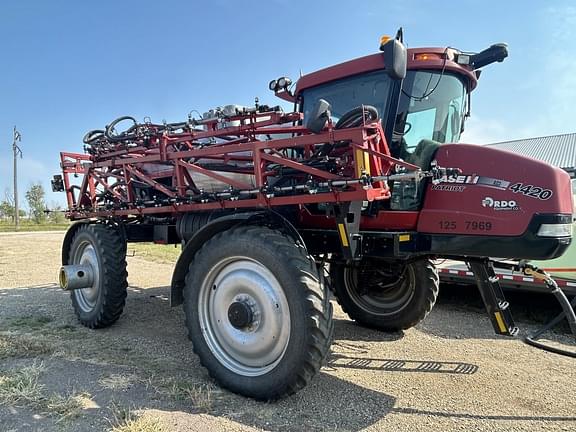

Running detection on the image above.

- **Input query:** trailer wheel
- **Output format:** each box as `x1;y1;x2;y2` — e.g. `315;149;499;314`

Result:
330;259;438;331
67;224;128;329
183;226;333;400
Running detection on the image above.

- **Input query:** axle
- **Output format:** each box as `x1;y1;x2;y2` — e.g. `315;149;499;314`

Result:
59;264;95;290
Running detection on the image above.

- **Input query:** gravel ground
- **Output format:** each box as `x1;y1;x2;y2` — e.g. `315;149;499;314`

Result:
0;231;574;431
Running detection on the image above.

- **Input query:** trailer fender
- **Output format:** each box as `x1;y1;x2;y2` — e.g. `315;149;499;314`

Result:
170;211;305;306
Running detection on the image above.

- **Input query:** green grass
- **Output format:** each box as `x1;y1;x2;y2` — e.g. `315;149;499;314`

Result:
0;221;69;232
128;243;180;264
7;315;54;330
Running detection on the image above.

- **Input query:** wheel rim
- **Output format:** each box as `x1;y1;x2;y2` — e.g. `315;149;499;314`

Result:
198;257;291;377
343;263;415;316
71;240;101;313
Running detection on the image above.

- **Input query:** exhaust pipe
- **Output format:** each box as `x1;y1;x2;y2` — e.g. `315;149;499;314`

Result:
59;264;95;290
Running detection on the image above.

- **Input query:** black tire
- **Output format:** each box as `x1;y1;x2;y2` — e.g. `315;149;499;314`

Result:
330;258;438;331
183;225;333;400
66;224;128;329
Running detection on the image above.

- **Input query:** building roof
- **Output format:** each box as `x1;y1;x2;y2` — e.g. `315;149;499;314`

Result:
486;132;576;172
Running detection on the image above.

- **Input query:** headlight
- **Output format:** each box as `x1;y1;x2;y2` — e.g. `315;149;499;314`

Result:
536;223;572;237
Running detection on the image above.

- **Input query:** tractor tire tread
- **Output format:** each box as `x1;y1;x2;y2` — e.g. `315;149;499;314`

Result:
69;224;128;329
183;225;333;400
332;259;438;331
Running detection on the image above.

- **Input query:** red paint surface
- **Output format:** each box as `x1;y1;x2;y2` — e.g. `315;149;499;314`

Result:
418;144;573;236
299;210;419;231
295;48;478;96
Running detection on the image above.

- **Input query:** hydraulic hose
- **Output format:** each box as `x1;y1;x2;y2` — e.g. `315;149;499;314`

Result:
335;105;379;129
523;283;576;358
313;105;380;158
105;116;138;142
521;266;576;358
83;129;105;144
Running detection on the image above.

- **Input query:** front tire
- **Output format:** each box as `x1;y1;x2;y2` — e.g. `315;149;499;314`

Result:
66;224;128;329
183;225;333;400
330;258;438;331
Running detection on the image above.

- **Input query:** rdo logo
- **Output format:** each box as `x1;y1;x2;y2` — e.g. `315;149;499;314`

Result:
482;197;519;210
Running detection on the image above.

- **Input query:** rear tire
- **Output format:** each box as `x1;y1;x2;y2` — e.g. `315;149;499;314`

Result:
330;258;438;331
183;225;333;400
66;224;128;329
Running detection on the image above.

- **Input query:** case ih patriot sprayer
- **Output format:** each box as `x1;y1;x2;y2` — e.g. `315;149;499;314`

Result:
53;31;575;399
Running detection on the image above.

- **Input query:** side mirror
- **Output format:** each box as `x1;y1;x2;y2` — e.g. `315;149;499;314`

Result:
381;34;407;80
305;99;332;134
457;43;508;70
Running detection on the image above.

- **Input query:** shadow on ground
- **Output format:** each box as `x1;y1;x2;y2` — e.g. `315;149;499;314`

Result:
1;283;575;431
2;284;397;431
414;282;575;343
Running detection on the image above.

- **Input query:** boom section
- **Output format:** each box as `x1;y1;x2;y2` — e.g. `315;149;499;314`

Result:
58;108;425;219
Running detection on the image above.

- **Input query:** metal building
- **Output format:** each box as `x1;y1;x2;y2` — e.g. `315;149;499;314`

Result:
485;132;576;177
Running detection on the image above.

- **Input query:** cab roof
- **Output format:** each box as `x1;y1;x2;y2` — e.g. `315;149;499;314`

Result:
294;47;478;98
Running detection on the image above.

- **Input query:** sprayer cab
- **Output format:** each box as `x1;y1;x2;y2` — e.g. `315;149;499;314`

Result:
291;39;509;157
287;35;571;262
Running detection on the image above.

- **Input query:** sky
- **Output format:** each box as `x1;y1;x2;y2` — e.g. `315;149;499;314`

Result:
1;0;575;208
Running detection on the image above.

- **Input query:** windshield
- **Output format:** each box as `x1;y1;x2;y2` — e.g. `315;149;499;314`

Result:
396;71;467;151
301;70;468;159
302;70;393;124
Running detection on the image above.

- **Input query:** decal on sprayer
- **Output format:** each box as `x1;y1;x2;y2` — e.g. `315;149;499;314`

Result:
437;173;510;191
431;184;466;192
481;197;519;211
509;183;553;200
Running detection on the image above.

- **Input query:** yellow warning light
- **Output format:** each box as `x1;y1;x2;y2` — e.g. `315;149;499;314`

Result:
379;35;391;49
414;53;443;61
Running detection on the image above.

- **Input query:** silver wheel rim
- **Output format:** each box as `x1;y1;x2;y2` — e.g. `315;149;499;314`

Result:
344;264;415;316
71;240;101;313
198;257;291;377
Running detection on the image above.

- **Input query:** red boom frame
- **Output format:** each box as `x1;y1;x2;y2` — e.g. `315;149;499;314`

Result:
60;108;419;220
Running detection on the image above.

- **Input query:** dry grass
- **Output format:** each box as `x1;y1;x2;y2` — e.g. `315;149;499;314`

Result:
0;334;54;359
99;373;138;391
0;362;44;406
160;380;215;412
108;403;167;432
0;361;90;422
44;392;92;422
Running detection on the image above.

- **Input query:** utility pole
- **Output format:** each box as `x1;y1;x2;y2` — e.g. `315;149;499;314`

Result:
12;126;22;230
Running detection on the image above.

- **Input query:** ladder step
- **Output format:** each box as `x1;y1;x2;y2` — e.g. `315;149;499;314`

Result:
468;260;518;337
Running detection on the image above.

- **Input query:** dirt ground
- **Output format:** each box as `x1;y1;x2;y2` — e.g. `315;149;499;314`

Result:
0;231;575;432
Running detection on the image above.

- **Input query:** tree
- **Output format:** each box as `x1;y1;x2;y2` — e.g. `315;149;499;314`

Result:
0;189;15;221
25;183;46;224
0;200;14;220
47;201;66;224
